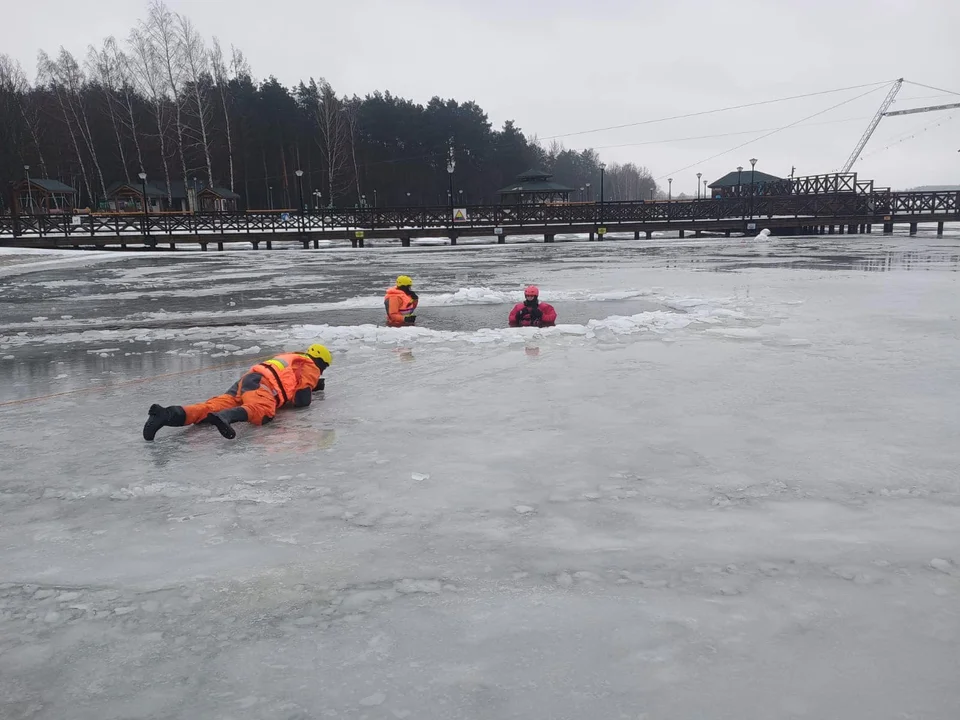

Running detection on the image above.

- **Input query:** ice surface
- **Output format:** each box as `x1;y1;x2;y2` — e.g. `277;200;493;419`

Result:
2;232;960;719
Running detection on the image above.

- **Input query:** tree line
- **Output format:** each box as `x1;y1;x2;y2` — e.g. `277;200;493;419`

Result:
0;0;658;212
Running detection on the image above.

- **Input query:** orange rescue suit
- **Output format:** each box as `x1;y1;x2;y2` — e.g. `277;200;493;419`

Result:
182;352;323;426
384;286;418;327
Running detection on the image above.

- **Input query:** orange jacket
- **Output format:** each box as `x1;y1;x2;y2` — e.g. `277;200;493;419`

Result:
384;286;418;327
252;352;322;406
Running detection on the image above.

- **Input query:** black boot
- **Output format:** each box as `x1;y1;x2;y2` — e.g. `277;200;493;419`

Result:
206;407;249;440
143;404;186;441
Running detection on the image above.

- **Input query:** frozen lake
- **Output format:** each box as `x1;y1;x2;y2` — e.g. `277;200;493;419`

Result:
2;232;960;719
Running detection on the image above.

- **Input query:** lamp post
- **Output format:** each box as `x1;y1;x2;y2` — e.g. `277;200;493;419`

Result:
749;158;758;220
668;178;673;202
585;182;591;202
703;179;708;199
579;186;584;202
736;166;744;219
406;191;411;205
458;189;463;207
373;188;378;208
696;172;702;200
23;165;32;214
138;171;149;241
268;185;274;211
295;170;304;234
446;156;455;224
599;162;606;225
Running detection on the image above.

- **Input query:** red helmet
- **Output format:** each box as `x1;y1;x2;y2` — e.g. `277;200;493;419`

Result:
524;285;539;297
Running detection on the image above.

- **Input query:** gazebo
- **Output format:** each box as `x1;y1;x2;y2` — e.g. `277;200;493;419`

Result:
14;178;77;215
707;169;785;199
198;186;241;212
105;180;165;213
497;168;574;205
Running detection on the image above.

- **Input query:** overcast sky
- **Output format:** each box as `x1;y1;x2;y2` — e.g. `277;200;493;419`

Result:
3;0;958;191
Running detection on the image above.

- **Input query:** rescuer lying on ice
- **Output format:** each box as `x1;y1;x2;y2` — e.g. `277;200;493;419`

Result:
384;275;419;327
142;344;332;441
509;286;557;328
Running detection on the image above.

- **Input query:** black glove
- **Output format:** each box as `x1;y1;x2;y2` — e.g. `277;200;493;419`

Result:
293;387;312;407
314;378;325;392
403;315;417;325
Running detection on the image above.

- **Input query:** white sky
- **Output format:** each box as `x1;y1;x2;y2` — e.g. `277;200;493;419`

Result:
3;0;959;192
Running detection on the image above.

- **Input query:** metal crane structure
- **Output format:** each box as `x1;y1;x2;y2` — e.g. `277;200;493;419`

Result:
842;78;960;172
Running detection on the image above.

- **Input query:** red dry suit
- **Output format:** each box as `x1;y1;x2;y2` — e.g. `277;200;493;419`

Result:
509;300;557;328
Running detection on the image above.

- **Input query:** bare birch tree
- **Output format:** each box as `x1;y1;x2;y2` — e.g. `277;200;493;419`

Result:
178;15;214;188
210;37;234;192
109;41;146;174
306;78;350;205
343;95;362;202
0;54;47;176
128;27;172;196
38;49;108;205
146;0;188;207
86;37;130;182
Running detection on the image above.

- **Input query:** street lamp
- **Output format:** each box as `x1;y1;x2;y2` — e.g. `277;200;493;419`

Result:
458;189;463;206
373;189;378;208
138;171;149;241
585;182;591;202
668;178;673;202
295;169;305;235
749;158;758;219
704;179;708;199
446;156;455;222
579;186;584;202
696;172;702;200
599;162;606;225
406;191;411;205
23;165;32;214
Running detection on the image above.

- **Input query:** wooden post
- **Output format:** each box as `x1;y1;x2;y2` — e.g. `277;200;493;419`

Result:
169;242;176;250
449;234;457;246
838;225;844;235
266;240;273;250
909;222;918;235
724;230;730;238
401;235;411;247
646;230;653;239
678;229;685;238
589;232;595;241
497;234;505;244
828;225;835;234
201;243;208;251
350;238;358;248
634;230;640;240
866;224;872;233
217;241;224;251
937;221;944;237
544;233;555;243
252;241;260;250
695;229;703;237
848;224;856;234
882;223;893;235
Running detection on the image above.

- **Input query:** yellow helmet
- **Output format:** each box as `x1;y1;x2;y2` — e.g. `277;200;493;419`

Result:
396;275;413;288
305;344;332;366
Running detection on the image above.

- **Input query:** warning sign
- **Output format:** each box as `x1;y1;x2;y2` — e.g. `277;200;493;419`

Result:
453;208;468;223
354;230;365;239
597;227;607;235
